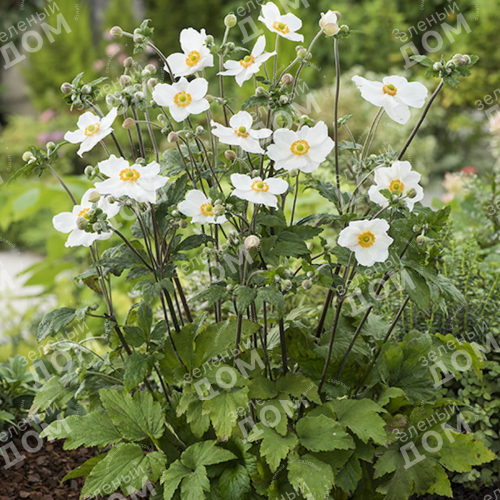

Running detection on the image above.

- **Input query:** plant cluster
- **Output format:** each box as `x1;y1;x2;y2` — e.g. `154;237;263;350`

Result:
15;4;494;500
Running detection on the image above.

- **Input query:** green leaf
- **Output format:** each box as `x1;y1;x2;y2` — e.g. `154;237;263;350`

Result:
100;389;164;442
123;353;149;392
218;463;251;500
276;373;321;405
202;388;249;441
137;300;153;336
176;234;213;252
181;465;210;500
81;443;166;498
329;399;387;445
40;412;121;449
242;94;269;110
161;460;192;500
235;286;257;312
257;287;285;319
402;268;430;311
38;307;77;341
248;425;298;472
61;454;107;482
287;452;334;500
32;376;72;412
410;55;435;67
335;453;362;496
296;414;355;452
181;440;237;469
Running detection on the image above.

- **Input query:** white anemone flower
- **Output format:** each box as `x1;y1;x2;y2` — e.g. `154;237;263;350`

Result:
211;111;272;154
368;161;424;211
152;77;210;123
219;36;276;86
319;11;339;36
259;2;304;42
166;28;214;78
267;121;334;173
94;154;168;204
231;173;288;208
64;107;118;157
351;75;428;125
52;189;120;248
338;219;394;267
179;190;226;225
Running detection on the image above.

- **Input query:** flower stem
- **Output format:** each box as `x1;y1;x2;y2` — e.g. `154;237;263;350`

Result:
290;173;300;225
398;79;444;160
333;37;342;215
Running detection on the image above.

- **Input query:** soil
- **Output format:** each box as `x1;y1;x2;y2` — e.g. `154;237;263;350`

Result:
414;484;496;500
0;432;97;500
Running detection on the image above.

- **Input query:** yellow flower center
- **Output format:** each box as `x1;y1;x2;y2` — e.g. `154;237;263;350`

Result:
273;21;289;34
358;231;376;248
84;123;100;137
173;91;192;107
290;140;310;156
78;208;90;219
186;50;201;67
200;202;214;216
383;84;397;96
119;168;141;181
251;180;269;192
239;54;255;68
389;179;405;194
235;126;249;138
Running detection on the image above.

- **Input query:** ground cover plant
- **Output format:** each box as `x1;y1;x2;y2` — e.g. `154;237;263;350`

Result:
13;4;497;499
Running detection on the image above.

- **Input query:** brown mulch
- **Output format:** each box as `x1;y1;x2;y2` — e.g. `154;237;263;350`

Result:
413;483;498;500
0;431;96;500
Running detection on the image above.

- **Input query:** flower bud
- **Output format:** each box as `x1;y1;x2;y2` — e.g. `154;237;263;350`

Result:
145;64;157;74
295;45;305;53
226;42;235;51
251;170;260;177
289;169;299;178
416;235;426;246
172;209;179;217
76;217;89;230
225;150;236;161
110;26;123;38
168;132;179;143
123;56;134;68
87;191;101;203
225;14;237;28
134;91;145;101
205;34;214;45
22;151;34;162
412;225;422;233
226;284;234;292
84;166;94;176
147;78;158;88
302;279;313;290
279;95;289;105
81;85;91;94
179;219;188;229
46;141;56;151
282;73;293;86
133;34;145;43
307;271;313;278
319;10;340;36
122;117;135;129
406;188;417;199
255;86;267;96
282;279;292;292
213;205;225;217
244;235;260;250
463;55;471;65
60;82;72;94
120;75;132;86
297;48;308;59
92;222;103;232
196;125;204;134
105;94;115;106
141;69;151;77
432;62;442;72
452;53;468;67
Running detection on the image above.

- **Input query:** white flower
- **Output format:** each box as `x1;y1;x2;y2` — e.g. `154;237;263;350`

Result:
179;190;227;224
64;108;118;157
52;189;120;248
352;75;428;125
219;36;276;86
267;121;334;173
319;11;339;36
166;28;214;78
259;2;304;42
368;161;424;211
94;154;168;204
152;77;210;123
231;173;288;208
338;219;393;267
211;111;272;154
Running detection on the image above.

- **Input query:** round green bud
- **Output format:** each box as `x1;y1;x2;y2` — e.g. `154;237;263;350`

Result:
302;279;313;290
255;86;267;96
122;117;135;129
110;26;123;38
225;150;236;161
406;188;417;199
84;166;94;176
81;85;91;94
168;132;179;143
205;35;215;45
416;235;426;246
244;235;260;250
179;219;188;229
297;48;308;59
289;169;299;178
279;95;289;105
22;151;34;162
147;78;158;88
226;42;235;51
282;73;293;86
123;57;134;68
60;82;72;94
120;75;132;86
105;94;115;106
282;279;292;291
46;141;55;151
76;217;89;230
432;62;442;72
87;191;101;203
225;14;237;28
133;33;145;43
213;205;225;216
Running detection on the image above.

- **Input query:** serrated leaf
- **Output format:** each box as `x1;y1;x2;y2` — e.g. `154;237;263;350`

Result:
32;376;72;412
218;463;251;500
38;308;77;341
296;414;355;452
276;373;321;404
287;452;334;500
40;412;121;449
124;353;149;392
248;425;298;472
181;440;237;469
61;454;107;482
235;286;257;312
100;389;164;442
